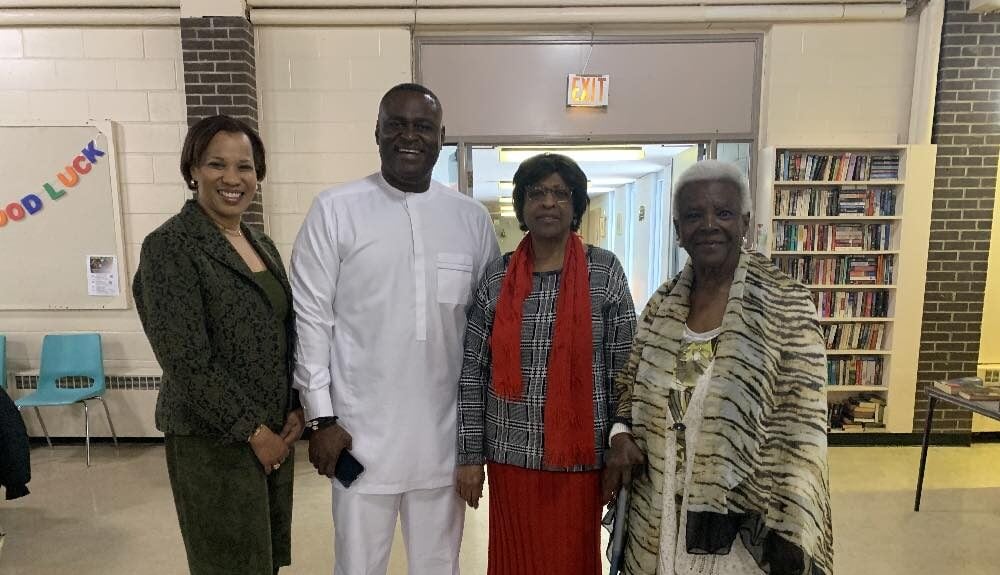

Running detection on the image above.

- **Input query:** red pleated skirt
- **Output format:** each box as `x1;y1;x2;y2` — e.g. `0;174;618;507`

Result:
486;461;602;575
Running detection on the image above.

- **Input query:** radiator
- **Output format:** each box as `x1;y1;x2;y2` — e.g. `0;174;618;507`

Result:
977;364;1000;386
11;373;162;439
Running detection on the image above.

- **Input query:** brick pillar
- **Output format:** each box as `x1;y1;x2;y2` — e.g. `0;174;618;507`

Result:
180;15;263;230
914;0;1000;433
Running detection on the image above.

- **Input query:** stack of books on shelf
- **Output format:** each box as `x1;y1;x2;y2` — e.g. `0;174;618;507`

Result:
869;154;901;180
828;357;884;387
837;187;896;216
828;394;887;432
775;152;900;182
933;376;1000;411
774;187;897;217
846;256;892;284
775;255;894;285
823;323;885;350
773;223;892;252
813;290;891;318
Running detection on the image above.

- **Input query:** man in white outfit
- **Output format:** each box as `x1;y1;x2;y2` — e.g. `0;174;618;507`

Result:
291;83;500;574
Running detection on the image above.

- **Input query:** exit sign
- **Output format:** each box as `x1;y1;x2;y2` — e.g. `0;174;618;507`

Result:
567;74;609;107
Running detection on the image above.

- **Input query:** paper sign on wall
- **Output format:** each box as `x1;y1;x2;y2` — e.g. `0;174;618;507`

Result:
87;255;119;297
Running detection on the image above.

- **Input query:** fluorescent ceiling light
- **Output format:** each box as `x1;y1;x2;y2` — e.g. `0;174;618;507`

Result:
498;179;632;192
498;146;645;164
591;177;634;186
498;196;513;204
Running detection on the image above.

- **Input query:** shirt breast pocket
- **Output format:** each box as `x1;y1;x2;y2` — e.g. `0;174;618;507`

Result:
436;253;474;305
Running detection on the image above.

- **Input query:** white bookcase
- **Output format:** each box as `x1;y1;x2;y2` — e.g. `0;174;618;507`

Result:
757;145;936;434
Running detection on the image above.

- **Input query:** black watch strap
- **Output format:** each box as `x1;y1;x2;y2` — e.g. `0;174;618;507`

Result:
307;416;339;432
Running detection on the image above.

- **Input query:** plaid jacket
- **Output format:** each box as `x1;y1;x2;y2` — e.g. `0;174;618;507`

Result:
456;245;636;471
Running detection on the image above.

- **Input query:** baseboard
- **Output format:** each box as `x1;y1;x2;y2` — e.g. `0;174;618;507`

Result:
972;431;1000;443
30;432;1000;449
28;436;164;446
828;432;972;447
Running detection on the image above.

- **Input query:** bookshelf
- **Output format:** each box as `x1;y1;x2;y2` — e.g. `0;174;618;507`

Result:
757;145;936;434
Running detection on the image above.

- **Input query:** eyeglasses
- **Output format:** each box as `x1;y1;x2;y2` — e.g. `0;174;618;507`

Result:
525;185;572;204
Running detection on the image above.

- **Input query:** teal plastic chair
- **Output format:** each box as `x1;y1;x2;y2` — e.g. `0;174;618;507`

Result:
15;333;118;466
0;334;6;391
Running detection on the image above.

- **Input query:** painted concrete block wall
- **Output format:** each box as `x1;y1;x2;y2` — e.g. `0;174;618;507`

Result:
0;27;186;374
764;19;920;146
255;27;411;262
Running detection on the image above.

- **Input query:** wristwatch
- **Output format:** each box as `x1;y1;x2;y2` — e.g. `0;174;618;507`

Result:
307;416;339;432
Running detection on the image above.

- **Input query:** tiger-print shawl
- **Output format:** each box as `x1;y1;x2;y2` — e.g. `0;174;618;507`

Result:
613;251;833;575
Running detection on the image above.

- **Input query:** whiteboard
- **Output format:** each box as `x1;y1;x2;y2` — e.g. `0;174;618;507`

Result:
0;121;128;310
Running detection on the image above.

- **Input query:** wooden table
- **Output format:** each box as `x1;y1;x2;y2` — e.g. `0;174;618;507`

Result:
914;385;1000;511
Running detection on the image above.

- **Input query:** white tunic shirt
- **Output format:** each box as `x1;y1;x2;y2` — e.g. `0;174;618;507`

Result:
291;173;500;494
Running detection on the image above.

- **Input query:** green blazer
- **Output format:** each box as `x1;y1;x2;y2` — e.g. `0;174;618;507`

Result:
134;200;297;443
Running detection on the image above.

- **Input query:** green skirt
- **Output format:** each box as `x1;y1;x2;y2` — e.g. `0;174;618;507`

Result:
165;434;294;575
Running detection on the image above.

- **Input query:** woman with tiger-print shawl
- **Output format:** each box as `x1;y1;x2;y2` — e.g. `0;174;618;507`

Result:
603;160;833;575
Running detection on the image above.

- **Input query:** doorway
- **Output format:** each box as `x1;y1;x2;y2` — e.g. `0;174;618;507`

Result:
433;142;751;309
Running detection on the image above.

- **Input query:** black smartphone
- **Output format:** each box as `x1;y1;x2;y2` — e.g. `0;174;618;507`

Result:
334;449;365;488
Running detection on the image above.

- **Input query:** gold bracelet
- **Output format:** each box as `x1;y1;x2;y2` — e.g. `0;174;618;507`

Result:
248;424;266;443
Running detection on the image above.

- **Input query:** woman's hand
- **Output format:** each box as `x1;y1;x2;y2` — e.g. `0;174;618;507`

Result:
249;426;291;475
280;408;305;446
455;464;486;509
602;433;645;504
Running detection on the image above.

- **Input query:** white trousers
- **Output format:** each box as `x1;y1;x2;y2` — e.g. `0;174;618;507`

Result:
331;484;465;575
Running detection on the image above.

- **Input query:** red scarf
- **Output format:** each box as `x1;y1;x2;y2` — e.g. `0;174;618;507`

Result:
491;233;595;468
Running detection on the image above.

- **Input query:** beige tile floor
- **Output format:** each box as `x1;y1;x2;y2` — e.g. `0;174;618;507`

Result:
1;442;999;574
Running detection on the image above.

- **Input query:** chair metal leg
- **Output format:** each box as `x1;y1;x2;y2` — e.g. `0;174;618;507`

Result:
33;407;53;448
83;400;91;467
96;396;119;451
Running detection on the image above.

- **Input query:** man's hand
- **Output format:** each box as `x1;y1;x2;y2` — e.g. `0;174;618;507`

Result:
455;464;486;509
280;408;305;446
309;423;353;478
601;433;645;504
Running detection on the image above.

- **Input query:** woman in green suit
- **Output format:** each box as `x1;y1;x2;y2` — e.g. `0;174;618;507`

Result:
134;115;304;575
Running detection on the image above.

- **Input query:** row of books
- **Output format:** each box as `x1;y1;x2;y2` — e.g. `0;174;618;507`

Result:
828;394;887;431
813;290;891;318
775;254;895;285
933;377;1000;411
773;223;893;252
828;357;884;387
773;187;897;217
823;323;886;351
776;152;900;182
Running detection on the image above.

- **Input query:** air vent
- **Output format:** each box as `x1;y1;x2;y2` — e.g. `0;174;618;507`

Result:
14;374;161;391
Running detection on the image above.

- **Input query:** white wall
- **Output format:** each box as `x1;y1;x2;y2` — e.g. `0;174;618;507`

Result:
494;215;524;254
586;193;612;251
629;172;657;308
0;26;186;374
763;19;920;146
666;146;699;276
610;184;630;273
255;27;412;262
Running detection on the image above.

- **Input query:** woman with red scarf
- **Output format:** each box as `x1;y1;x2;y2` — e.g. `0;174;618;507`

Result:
455;153;637;574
